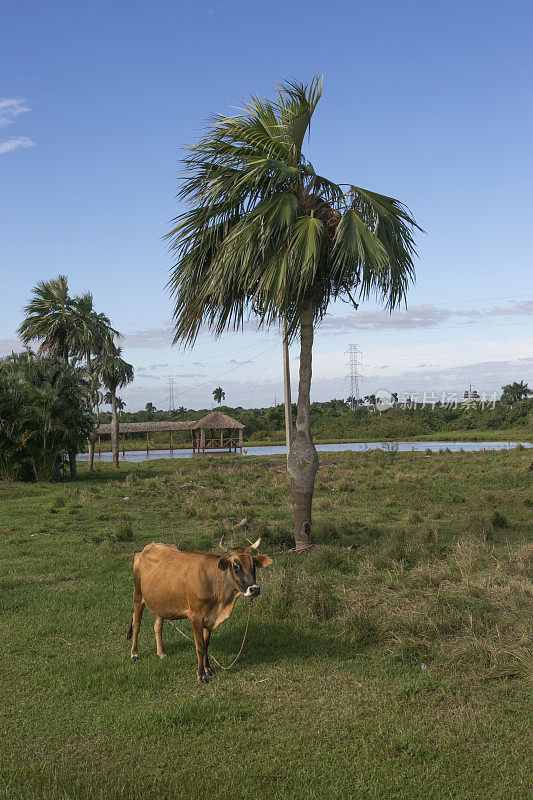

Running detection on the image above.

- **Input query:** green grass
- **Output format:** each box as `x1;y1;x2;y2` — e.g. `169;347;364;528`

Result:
1;450;532;799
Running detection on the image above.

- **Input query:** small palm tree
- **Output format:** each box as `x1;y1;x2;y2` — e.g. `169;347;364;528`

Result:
167;78;419;549
212;387;225;405
501;381;532;405
99;347;134;469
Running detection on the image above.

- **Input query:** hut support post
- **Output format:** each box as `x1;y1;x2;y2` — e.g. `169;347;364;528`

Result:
122;433;125;456
170;431;173;454
98;435;101;455
239;428;243;453
220;429;224;448
146;432;149;455
200;429;205;453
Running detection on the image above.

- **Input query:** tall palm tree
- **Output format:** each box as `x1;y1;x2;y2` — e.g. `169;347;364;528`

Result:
167;78;419;549
212;387;225;405
99;346;134;469
18;275;83;360
72;292;119;471
18;278;120;473
18;275;89;476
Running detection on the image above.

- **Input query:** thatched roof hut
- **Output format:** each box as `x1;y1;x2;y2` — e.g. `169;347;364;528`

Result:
94;412;245;456
96;421;196;435
191;411;244;453
191;411;245;430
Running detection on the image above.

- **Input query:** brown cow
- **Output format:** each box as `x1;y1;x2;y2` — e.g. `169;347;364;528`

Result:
127;537;272;682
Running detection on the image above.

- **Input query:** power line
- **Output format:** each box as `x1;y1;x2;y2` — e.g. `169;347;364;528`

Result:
175;342;280;399
345;344;362;410
167;378;175;411
246;346;277;405
127;336;277;368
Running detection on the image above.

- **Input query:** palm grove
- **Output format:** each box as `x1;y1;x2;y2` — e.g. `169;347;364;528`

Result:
167;77;419;549
0;275;133;481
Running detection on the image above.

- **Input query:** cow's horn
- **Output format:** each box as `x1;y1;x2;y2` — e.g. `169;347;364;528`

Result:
219;535;229;551
250;536;261;550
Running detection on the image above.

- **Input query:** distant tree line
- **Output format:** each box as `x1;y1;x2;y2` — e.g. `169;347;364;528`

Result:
102;382;532;443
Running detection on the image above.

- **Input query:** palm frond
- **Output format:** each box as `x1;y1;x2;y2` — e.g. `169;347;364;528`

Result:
167;77;419;344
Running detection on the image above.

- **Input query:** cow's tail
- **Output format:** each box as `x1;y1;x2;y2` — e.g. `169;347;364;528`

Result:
126;617;133;640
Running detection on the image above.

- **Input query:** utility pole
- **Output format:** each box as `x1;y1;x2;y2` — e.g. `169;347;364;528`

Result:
167;378;175;412
345;344;362;410
282;317;293;466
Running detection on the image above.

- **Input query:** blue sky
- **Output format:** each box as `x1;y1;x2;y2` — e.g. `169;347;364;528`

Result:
1;0;532;409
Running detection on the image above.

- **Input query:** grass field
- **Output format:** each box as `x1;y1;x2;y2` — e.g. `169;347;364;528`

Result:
1;449;532;799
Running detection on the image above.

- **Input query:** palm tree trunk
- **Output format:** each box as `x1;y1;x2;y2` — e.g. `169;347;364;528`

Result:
111;390;119;469
86;354;95;472
68;450;77;480
287;298;318;550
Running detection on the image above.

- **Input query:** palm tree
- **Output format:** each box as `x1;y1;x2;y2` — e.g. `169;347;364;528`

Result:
18;276;81;360
73;292;119;471
19;278;120;473
167;78;419;549
212;387;225;405
103;392;125;414
18;275;89;476
99;346;133;469
145;402;157;414
501;381;532;405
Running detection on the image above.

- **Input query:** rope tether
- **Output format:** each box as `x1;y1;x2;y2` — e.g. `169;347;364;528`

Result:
166;599;253;671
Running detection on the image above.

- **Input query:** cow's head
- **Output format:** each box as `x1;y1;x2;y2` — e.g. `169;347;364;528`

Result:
218;537;273;597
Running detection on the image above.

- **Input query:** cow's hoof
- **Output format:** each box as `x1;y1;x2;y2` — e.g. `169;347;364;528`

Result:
205;667;214;677
197;674;209;684
131;654;139;661
158;653;168;660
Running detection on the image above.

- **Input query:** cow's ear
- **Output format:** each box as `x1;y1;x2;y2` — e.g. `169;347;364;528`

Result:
255;554;273;569
218;557;230;571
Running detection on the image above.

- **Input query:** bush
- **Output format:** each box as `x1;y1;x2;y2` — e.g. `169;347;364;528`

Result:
490;510;509;529
116;516;134;541
0;352;94;482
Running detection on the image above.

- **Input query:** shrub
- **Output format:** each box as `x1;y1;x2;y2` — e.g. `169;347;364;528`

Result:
116;516;134;542
0;352;94;482
490;510;509;529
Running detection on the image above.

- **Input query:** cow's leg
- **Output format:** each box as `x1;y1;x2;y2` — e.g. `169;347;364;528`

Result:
191;617;208;683
154;616;167;659
203;628;213;676
130;592;144;661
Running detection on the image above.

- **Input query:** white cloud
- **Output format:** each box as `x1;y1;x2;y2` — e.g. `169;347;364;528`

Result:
0;98;30;128
0;136;35;156
0;98;34;156
123;322;174;349
0;337;23;354
490;301;533;316
136;363;169;372
320;301;533;333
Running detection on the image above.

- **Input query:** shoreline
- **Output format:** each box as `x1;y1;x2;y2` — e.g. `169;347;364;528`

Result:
89;430;533;453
